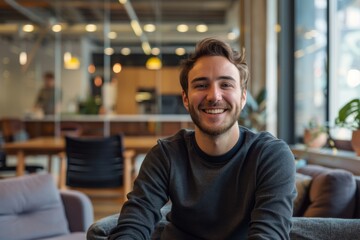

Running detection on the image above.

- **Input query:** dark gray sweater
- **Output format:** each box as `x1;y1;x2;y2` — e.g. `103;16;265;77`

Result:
109;126;297;239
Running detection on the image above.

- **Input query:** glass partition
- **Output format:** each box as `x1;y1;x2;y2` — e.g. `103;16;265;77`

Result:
0;0;240;137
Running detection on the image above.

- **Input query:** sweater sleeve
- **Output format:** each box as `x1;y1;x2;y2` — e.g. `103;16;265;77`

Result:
248;138;297;240
108;145;170;240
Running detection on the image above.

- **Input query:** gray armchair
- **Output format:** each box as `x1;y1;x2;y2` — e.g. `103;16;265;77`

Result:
0;173;94;240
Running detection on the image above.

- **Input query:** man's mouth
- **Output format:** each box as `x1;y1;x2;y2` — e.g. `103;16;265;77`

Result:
203;108;226;114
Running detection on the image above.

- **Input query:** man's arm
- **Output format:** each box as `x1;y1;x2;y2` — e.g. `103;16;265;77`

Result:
248;140;297;240
109;146;170;240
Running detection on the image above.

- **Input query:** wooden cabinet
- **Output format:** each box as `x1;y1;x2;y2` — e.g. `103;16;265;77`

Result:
116;67;182;114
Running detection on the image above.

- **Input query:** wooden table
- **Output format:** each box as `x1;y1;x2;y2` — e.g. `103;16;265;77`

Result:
3;136;161;173
3;136;162;195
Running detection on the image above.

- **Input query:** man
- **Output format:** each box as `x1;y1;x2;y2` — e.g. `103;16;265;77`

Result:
34;72;61;115
109;38;296;239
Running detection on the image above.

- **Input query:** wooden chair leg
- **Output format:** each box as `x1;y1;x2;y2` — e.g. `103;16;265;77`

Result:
123;150;135;202
58;152;67;189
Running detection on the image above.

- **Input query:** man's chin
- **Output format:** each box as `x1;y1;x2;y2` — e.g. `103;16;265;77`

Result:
196;123;232;136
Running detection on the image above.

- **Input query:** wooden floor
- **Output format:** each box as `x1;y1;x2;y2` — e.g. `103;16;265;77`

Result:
64;186;127;221
91;195;124;221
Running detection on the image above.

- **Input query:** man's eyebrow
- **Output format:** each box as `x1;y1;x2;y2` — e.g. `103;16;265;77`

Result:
217;75;236;81
190;77;208;83
190;76;236;83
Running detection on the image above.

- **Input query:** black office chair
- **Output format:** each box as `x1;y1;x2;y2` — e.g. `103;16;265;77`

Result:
64;134;125;188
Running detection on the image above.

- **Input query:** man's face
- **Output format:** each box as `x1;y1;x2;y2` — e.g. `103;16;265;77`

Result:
182;56;247;136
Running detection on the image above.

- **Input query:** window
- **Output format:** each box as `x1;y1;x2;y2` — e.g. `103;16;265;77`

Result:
329;0;360;140
294;0;328;140
294;0;360;143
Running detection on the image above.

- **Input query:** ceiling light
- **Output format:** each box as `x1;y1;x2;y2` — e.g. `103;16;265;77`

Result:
196;24;208;33
146;56;162;70
144;24;156;32
175;48;186;56
108;31;117;39
19;52;27;65
104;47;114;55
88;64;96;74
52;24;62;32
63;52;72;63
142;42;151;55
85;24;97;32
113;63;122;73
121;48;131;55
151;48;160;55
130;20;143;37
177;24;189;33
64;56;80;70
94;76;103;87
23;24;34;32
119;0;127;4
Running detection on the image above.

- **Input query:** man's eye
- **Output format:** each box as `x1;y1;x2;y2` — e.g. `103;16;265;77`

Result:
195;84;207;89
222;83;232;88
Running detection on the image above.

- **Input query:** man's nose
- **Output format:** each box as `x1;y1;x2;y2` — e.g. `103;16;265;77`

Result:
206;85;222;102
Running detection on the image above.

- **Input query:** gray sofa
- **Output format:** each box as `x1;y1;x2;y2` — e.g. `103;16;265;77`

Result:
87;209;360;240
0;173;94;240
87;164;360;239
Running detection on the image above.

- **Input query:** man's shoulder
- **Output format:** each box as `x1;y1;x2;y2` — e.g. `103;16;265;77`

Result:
240;126;287;149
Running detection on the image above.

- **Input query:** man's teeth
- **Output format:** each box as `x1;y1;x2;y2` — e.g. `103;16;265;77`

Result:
205;109;225;114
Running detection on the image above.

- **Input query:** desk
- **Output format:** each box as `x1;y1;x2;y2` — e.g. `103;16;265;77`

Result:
3;136;161;194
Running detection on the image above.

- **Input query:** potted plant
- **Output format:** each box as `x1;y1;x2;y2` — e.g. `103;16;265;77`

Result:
303;118;328;148
335;98;360;155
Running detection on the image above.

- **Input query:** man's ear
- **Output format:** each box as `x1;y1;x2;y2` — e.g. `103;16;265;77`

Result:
182;90;189;111
241;90;247;110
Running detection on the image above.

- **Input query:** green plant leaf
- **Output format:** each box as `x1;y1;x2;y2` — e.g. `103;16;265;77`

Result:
335;98;360;130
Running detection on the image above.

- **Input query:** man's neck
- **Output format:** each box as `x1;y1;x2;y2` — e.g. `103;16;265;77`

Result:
194;124;240;156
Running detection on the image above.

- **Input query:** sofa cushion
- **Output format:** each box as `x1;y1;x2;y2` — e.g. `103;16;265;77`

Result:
293;173;312;216
291;217;360;240
301;167;356;218
0;174;70;240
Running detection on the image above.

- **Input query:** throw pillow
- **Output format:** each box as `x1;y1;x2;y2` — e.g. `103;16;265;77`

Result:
293;173;312;216
0;174;70;240
303;168;356;218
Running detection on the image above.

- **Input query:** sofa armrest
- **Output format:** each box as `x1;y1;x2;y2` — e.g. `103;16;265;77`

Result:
87;204;171;240
60;189;94;232
87;214;119;240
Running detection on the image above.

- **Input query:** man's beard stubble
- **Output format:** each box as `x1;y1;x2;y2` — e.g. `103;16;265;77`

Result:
188;101;241;136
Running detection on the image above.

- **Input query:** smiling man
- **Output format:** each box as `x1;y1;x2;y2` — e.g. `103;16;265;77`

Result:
109;38;296;240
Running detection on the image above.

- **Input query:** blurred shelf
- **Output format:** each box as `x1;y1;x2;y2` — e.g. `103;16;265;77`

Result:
291;144;360;175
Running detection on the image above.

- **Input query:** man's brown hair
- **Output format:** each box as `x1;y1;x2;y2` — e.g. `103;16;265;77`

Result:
179;38;249;95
